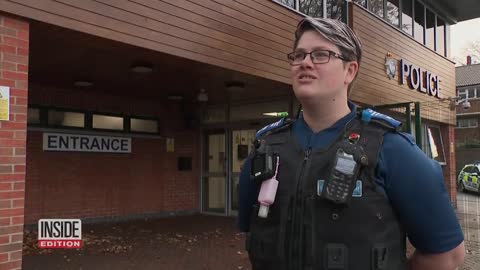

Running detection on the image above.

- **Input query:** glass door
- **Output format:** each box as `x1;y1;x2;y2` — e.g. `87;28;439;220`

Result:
202;130;227;214
229;129;256;216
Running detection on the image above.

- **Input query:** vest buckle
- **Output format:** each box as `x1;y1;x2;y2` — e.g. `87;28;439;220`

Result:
372;245;388;270
324;243;348;269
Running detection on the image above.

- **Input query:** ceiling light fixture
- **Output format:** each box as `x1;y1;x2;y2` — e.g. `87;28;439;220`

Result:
167;94;184;101
73;80;93;87
225;81;245;92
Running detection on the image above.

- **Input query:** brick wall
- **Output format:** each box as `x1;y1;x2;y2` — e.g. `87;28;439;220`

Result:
0;13;29;270
441;124;457;207
25;85;200;224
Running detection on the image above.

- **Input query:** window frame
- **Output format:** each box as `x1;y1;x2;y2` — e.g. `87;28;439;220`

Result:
424;124;446;165
27;105;161;135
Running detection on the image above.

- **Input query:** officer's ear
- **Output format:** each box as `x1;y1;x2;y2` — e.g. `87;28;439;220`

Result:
343;60;358;86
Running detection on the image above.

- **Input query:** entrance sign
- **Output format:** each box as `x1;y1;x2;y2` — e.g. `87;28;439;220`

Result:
43;133;131;153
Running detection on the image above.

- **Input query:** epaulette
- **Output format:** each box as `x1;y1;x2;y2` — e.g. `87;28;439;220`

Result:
256;118;294;138
359;108;402;131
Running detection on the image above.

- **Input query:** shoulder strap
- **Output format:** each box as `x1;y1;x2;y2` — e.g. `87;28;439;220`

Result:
256;118;295;139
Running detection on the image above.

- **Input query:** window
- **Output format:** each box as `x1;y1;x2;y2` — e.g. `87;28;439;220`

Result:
48;110;84;128
27;108;40;124
458;89;467;100
327;0;343;19
93;114;123;130
468;88;477;99
457;118;478;128
386;0;400;27
401;0;413;35
436;17;446;56
299;0;323;17
368;0;384;18
426;8;435;50
414;0;425;44
275;0;295;9
425;126;445;164
130;118;158;133
353;0;367;7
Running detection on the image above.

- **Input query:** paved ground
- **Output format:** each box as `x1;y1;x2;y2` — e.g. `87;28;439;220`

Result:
21;191;480;270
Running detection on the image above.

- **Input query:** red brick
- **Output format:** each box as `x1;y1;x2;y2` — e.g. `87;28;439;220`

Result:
2;71;27;81
2;54;27;65
13;148;24;156
14;80;27;90
0;157;24;165
0;44;16;55
0;243;22;253
0;253;7;263
0;61;16;71
9;89;26;97
15;65;27;73
16;47;28;56
0;260;22;269
3;37;28;49
13;116;26;124
0;191;23;200
0;79;15;88
10;233;22;243
13;97;26;106
0;122;26;130
0;236;8;245
0;26;16;37
9;250;22;261
0;132;13;139
10;216;22;226
0;200;11;209
3;17;28;30
0;183;11;191
0;166;12;174
11;199;23;207
12;166;23;174
17;30;28;41
0;174;24;182
0;209;24;219
0;148;12;156
0;218;9;226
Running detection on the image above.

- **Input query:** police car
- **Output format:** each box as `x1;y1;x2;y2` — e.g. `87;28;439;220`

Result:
458;162;480;193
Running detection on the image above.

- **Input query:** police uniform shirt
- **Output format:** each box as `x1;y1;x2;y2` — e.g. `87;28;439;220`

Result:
238;101;464;254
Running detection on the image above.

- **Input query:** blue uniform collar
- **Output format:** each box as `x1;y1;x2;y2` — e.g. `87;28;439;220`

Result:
292;100;357;150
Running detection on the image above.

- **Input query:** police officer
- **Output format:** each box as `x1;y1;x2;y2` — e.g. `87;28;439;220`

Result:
238;17;465;270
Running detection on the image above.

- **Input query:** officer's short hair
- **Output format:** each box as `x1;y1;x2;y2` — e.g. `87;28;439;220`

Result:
293;17;362;95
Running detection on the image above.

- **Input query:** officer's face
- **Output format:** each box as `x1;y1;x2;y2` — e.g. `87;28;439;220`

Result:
291;30;357;103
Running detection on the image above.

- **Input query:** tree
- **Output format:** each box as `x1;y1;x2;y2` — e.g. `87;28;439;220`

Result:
463;40;480;64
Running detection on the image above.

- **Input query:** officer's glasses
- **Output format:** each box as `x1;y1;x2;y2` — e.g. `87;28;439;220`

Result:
287;50;346;66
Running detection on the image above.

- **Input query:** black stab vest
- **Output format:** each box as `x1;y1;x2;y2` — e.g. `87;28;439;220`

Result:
246;117;407;270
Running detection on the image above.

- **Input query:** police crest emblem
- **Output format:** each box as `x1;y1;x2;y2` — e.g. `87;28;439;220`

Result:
384;52;397;80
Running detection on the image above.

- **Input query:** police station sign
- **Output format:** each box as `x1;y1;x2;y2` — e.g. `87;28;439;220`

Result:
399;59;440;97
43;133;131;153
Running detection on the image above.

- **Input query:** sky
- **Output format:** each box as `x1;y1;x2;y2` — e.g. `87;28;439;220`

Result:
451;18;480;65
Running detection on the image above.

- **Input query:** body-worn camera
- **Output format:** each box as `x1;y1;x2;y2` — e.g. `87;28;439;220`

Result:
250;140;277;182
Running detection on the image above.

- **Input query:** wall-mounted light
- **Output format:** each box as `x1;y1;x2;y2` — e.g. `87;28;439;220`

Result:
130;62;153;73
73;80;93;87
197;88;208;102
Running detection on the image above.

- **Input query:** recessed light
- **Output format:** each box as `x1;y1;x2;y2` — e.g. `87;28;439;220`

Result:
168;95;184;101
73;81;93;87
130;64;153;73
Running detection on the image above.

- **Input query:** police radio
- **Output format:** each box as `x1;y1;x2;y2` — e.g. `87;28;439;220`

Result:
319;137;367;204
250;139;277;182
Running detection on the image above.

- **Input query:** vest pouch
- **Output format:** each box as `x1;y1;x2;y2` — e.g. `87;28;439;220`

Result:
247;196;288;269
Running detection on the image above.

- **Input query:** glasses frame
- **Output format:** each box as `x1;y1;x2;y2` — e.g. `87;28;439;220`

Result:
287;49;347;66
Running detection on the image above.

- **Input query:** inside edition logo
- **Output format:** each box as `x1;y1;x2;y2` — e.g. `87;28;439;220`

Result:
38;219;82;248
